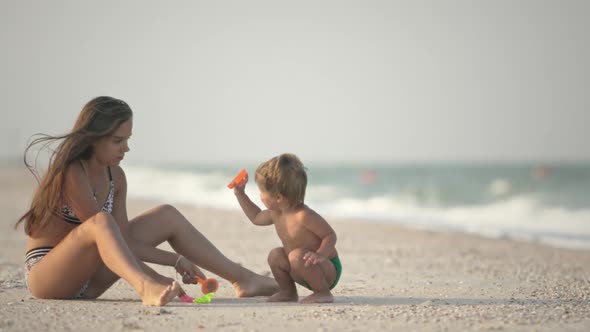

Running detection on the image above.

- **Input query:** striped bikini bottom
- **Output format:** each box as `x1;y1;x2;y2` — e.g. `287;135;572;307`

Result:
24;247;90;299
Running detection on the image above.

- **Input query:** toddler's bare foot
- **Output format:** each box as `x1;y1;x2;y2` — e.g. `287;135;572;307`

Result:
300;290;333;304
233;273;279;297
267;290;298;302
141;280;181;306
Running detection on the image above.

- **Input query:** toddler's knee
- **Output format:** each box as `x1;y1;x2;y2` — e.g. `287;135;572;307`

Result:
288;248;307;268
269;247;286;265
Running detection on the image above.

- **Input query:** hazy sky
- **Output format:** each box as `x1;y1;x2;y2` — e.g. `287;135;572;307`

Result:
1;0;588;164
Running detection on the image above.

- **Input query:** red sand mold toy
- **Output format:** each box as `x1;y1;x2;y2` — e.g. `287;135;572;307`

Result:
227;169;248;189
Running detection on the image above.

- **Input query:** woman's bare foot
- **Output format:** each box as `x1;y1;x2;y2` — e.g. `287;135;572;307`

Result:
232;273;279;297
300;290;333;304
267;290;298;302
141;280;181;306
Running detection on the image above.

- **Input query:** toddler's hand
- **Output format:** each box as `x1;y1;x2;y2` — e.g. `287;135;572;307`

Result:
175;256;206;283
303;251;327;267
233;173;249;195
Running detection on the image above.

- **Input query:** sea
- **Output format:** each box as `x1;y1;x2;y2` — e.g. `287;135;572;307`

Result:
124;162;590;250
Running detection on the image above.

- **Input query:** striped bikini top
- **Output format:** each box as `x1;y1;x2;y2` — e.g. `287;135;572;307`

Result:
61;166;115;225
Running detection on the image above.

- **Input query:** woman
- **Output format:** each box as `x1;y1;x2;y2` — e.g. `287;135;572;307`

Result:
16;96;278;306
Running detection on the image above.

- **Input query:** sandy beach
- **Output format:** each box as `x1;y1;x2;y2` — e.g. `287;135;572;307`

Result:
1;164;589;331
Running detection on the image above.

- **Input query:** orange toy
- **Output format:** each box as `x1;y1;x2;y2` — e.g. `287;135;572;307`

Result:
196;277;219;294
227;168;248;189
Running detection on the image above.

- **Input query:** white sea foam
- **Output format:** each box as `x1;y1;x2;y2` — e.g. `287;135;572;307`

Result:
125;165;590;250
488;178;511;196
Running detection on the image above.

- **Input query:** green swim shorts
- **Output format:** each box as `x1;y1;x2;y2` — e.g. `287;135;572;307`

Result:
302;256;342;290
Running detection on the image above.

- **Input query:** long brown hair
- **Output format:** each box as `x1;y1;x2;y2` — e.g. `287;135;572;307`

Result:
15;96;133;235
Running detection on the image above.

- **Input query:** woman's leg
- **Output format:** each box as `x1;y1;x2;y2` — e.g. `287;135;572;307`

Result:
27;212;180;306
127;204;278;297
81;259;178;299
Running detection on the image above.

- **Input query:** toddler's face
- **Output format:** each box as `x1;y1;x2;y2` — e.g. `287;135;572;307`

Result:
258;185;276;210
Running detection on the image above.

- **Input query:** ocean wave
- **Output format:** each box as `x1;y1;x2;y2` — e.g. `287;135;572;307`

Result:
124;164;590;250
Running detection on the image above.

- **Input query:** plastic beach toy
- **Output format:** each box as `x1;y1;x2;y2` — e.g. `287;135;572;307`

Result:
194;292;215;304
177;276;219;304
181;274;219;293
179;294;194;303
179;293;215;304
196;277;219;294
227;169;248;189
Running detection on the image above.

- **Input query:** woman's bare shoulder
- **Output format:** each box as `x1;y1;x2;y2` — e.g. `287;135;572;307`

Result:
110;165;127;191
63;160;85;182
110;165;126;179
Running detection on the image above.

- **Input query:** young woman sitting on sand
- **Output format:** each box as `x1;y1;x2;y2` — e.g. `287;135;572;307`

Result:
15;96;278;306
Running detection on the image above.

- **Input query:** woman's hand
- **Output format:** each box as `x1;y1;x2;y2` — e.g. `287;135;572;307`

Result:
175;255;206;284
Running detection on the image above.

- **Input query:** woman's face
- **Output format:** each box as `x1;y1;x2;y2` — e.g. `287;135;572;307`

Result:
93;118;132;166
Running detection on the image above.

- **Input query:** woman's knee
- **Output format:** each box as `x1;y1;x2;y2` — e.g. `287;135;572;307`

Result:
156;204;190;229
88;211;116;229
150;204;185;225
69;212;117;243
153;204;179;216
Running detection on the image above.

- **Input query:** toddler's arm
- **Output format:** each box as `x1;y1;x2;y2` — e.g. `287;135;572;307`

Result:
233;177;273;226
302;212;337;259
